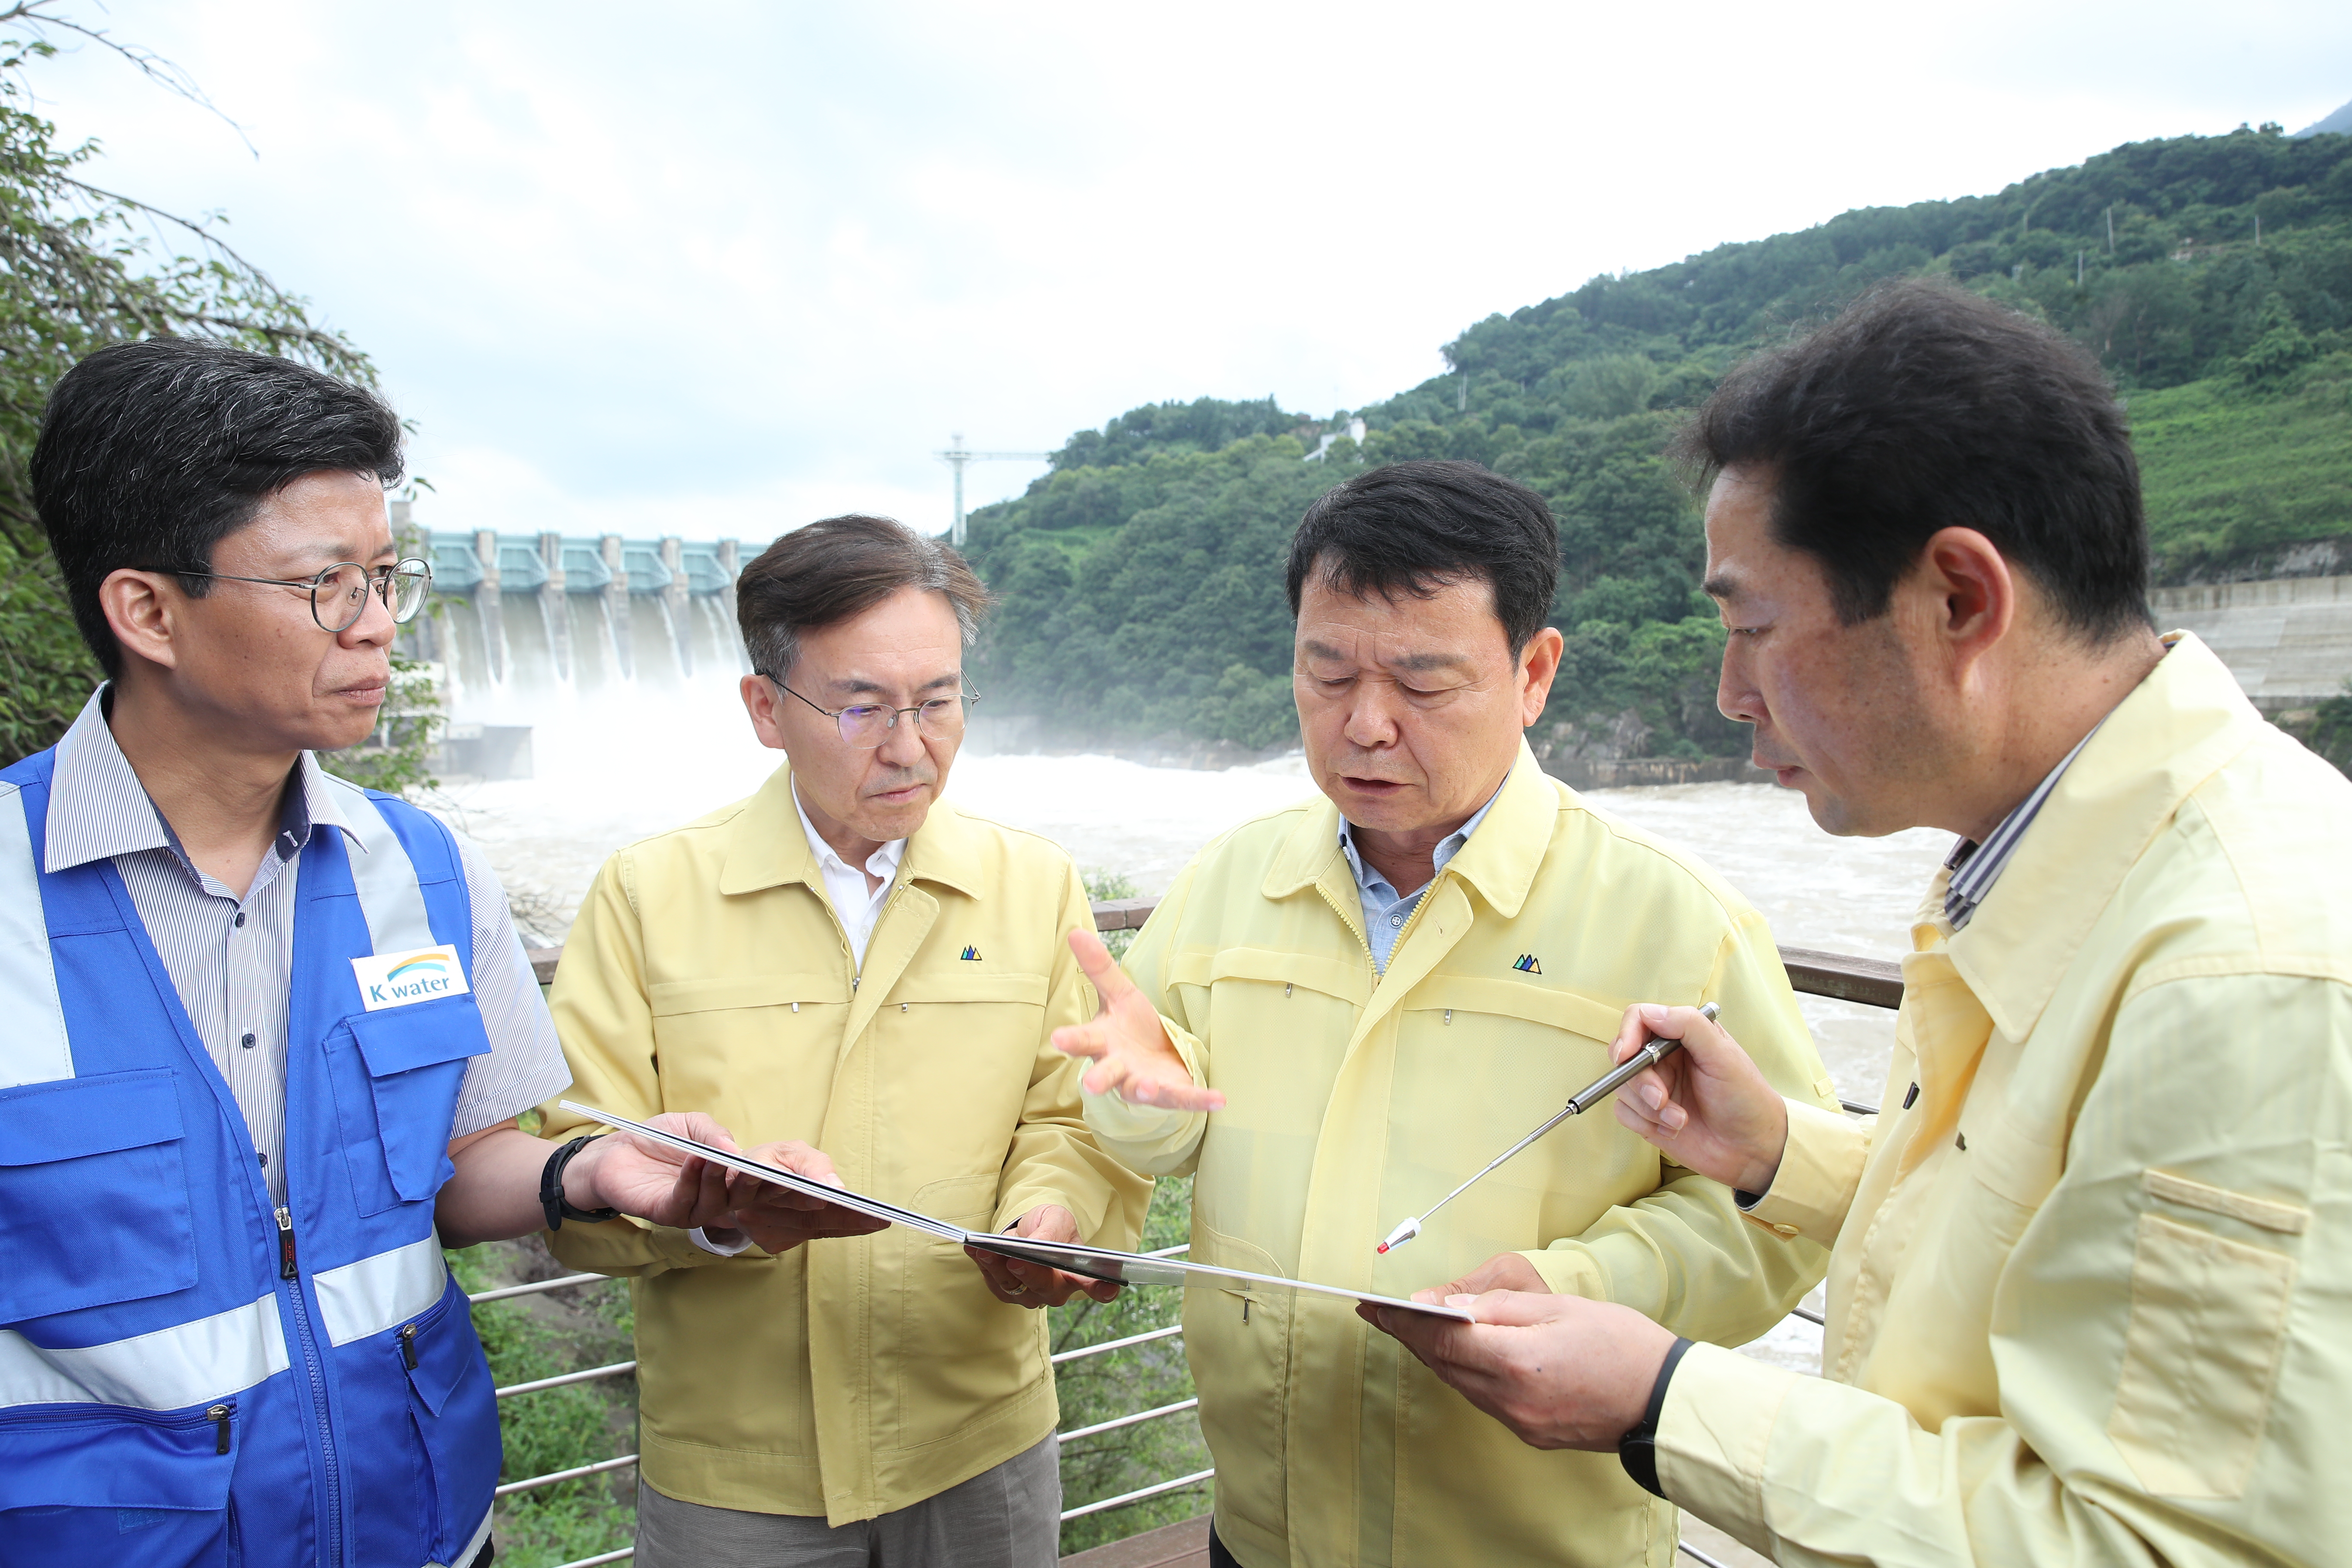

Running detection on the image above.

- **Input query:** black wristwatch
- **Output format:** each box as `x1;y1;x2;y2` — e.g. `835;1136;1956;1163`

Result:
540;1135;621;1231
1618;1335;1695;1499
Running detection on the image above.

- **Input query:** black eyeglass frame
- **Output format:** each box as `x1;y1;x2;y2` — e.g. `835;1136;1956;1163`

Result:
175;557;434;633
763;672;983;747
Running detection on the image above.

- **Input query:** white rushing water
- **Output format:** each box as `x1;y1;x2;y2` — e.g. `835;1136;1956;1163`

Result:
436;682;1946;1111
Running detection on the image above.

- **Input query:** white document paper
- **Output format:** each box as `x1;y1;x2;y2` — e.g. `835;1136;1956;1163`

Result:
560;1100;1473;1322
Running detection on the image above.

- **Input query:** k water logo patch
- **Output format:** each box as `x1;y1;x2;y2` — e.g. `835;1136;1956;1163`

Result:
960;944;983;961
351;944;472;1011
1511;954;1543;974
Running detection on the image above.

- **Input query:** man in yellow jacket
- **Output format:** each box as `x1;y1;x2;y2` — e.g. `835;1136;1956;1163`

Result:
1371;282;2352;1565
1057;460;1841;1567
541;514;1150;1567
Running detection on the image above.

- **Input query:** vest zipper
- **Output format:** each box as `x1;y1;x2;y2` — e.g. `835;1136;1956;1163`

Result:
208;1402;233;1454
399;1323;419;1370
274;1204;344;1567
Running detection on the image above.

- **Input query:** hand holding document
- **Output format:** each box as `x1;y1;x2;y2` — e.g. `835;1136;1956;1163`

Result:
718;1140;893;1253
561;1101;1473;1321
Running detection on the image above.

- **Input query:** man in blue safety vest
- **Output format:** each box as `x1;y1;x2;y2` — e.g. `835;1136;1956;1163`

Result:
0;338;852;1568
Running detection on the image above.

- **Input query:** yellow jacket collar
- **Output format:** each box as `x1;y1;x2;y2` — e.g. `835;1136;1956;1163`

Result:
717;762;987;902
1261;741;1554;919
1948;631;2258;1040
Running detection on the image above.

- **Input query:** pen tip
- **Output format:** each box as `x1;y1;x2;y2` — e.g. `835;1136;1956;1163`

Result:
1375;1242;1389;1254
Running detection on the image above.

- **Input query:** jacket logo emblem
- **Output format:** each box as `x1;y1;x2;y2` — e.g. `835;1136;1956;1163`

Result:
960;945;983;961
351;944;472;1011
1511;954;1542;974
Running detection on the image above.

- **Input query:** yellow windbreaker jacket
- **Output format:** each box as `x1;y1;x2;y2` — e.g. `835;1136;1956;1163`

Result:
1087;746;1840;1568
1660;634;2352;1565
539;763;1150;1525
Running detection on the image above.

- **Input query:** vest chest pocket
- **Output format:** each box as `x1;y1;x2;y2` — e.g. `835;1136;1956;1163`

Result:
326;998;493;1216
0;1069;195;1323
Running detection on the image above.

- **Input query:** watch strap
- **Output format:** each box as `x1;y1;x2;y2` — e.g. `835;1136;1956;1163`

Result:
541;1134;621;1231
1618;1335;1695;1499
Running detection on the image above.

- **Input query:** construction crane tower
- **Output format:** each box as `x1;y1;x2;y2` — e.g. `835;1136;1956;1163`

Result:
936;433;1053;546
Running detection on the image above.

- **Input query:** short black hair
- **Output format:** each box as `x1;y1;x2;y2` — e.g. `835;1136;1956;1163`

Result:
32;337;406;677
1677;280;2150;640
1285;460;1560;654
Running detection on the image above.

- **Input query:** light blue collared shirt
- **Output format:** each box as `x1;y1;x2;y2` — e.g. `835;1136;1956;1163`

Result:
1339;787;1502;973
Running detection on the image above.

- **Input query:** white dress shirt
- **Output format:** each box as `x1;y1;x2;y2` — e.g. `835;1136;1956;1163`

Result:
792;785;906;969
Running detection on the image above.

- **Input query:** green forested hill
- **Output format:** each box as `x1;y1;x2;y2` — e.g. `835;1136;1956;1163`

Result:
967;124;2352;757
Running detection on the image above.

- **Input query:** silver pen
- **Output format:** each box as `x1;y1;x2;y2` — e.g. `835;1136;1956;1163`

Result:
1377;1002;1718;1254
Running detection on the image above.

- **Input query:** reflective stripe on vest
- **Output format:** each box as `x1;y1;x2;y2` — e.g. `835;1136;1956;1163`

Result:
313;1234;447;1348
0;783;72;1088
315;774;438;955
0;1292;289;1409
0;1236;448;1410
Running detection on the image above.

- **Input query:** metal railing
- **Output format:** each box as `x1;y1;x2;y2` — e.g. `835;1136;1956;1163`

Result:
493;897;1899;1567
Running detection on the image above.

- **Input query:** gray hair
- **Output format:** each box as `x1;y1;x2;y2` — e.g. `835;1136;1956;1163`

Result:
737;513;991;682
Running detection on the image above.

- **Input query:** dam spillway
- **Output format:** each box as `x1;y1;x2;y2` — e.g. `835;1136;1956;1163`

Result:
398;526;753;724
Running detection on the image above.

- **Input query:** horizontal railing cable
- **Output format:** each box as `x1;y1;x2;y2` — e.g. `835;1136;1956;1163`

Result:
495;1452;639;1498
496;1360;637;1400
1060;1466;1218;1522
538;909;1910;1012
549;1550;634;1568
469;1271;611;1305
1051;1323;1183;1366
1057;1396;1199;1446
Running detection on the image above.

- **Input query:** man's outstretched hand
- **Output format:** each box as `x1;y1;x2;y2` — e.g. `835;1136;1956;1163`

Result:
1358;1288;1675;1452
1608;1003;1788;1197
1051;928;1225;1113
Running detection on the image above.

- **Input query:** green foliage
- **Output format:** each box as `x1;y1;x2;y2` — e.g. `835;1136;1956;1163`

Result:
1051;1176;1210;1555
2301;683;2352;776
0;529;97;763
447;1243;640;1568
965;435;1336;751
1054;396;1316;470
971;126;2352;757
0;5;374;766
2129;351;2352;579
1083;869;1141;958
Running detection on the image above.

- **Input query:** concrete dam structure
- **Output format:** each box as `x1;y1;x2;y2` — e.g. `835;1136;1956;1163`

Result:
404;527;753;716
2150;576;2352;713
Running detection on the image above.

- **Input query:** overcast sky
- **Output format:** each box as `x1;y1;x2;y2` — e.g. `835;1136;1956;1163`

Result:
28;2;2352;545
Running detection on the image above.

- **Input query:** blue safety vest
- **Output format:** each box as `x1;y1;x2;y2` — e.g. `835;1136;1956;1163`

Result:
0;745;503;1568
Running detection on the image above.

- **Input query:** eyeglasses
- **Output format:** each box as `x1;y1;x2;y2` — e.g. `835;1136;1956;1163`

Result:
766;674;980;747
178;558;433;633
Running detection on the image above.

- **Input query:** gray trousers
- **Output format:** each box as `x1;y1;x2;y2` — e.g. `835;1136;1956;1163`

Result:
634;1436;1061;1568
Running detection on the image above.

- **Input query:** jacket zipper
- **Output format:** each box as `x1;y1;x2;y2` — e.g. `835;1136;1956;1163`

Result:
276;1204;345;1567
1317;883;1379;977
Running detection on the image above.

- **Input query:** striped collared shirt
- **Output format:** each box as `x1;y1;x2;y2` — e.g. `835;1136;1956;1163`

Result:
44;689;569;1203
1942;722;2105;932
1339;786;1502;972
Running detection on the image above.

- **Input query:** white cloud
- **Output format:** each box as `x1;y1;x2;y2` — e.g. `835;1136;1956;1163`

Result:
23;0;2351;546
